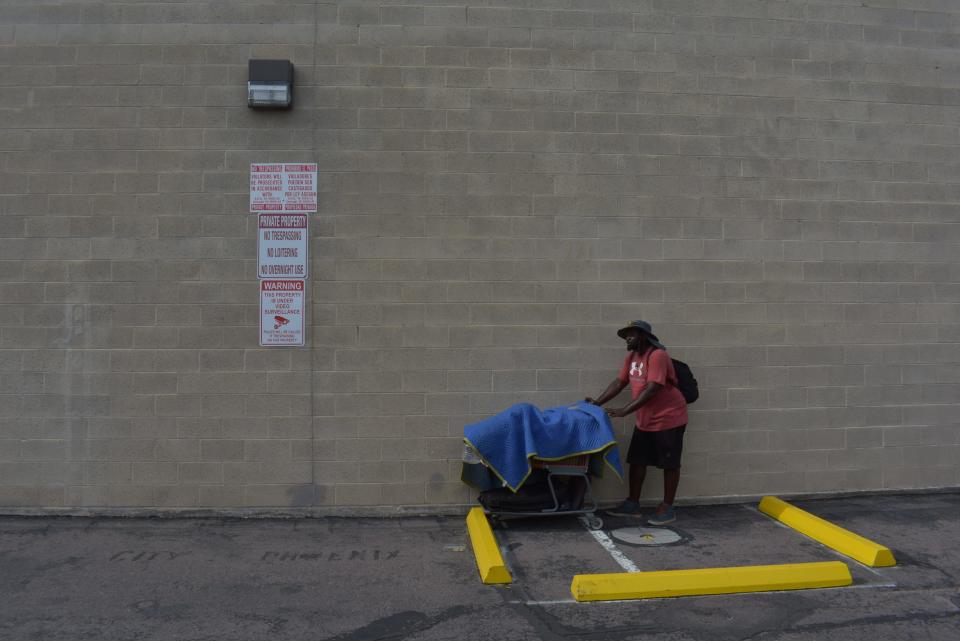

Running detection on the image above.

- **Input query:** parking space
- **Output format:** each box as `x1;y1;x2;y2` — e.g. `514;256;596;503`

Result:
492;502;894;603
485;494;959;638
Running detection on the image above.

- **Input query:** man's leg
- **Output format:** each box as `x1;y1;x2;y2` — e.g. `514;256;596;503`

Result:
662;468;680;506
647;425;685;525
628;463;647;501
610;430;649;516
649;469;679;523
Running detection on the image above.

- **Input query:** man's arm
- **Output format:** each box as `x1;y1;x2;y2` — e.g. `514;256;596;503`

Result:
606;382;662;418
586;379;627;406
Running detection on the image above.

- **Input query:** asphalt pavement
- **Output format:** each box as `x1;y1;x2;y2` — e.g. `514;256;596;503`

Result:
1;492;958;640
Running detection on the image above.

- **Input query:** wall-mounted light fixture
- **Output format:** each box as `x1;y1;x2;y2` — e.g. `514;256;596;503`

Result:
248;59;293;110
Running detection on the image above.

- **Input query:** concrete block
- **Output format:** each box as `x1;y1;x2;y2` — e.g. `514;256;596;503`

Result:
200;440;244;462
424;7;466;26
335;483;383;506
242;484;307;507
381;482;426;505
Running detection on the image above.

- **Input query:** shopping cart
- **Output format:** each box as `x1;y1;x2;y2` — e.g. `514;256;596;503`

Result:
480;454;604;530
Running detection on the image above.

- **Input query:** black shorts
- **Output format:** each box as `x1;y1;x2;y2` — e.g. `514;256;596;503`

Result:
626;425;686;470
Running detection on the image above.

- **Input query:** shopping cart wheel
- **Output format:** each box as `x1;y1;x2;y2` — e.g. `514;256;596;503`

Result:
585;515;603;530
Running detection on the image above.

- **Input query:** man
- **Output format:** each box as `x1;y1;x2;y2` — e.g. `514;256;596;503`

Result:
586;320;688;526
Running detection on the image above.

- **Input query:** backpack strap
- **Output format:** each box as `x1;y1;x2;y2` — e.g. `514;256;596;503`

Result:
649;347;678;386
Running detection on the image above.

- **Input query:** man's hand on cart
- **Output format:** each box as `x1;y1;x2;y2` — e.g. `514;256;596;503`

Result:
605;406;628;418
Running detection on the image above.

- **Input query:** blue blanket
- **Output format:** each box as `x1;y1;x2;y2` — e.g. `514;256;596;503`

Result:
463;401;623;492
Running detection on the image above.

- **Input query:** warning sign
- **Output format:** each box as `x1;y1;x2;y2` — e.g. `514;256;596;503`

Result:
258;213;308;280
260;280;305;347
250;163;318;213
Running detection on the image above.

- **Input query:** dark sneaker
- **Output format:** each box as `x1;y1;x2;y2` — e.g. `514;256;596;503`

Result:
647;505;676;526
608;499;643;517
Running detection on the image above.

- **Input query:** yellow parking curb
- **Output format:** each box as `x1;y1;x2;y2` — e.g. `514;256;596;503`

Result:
465;507;512;584
759;496;896;567
571;561;852;601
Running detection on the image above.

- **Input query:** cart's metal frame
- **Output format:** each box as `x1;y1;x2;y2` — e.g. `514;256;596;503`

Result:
485;455;604;530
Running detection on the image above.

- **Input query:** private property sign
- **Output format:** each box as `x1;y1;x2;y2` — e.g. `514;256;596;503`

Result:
258;213;308;279
260;280;305;347
250;163;318;212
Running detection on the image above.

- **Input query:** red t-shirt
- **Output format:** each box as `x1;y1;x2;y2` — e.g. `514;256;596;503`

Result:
617;347;688;432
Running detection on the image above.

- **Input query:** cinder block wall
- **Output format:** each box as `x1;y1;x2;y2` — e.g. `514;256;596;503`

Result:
1;1;958;509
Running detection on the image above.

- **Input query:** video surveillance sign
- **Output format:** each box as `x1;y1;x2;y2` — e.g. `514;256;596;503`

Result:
259;280;305;347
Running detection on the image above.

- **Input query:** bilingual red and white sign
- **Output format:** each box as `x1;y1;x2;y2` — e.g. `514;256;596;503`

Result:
258;213;308;280
260;280;305;347
250;163;317;213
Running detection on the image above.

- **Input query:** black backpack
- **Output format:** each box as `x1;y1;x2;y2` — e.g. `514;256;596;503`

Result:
671;358;699;404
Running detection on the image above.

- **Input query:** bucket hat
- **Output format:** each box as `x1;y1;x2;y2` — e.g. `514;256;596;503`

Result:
616;320;665;349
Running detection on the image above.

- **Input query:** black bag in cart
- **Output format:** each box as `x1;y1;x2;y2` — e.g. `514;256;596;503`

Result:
478;470;580;512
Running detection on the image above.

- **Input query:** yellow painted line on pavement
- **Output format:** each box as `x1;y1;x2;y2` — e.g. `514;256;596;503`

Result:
466;507;512;584
759;496;896;567
570;561;852;602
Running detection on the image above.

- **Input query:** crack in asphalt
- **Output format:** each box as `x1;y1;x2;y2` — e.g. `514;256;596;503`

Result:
319;606;475;641
740;608;960;641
